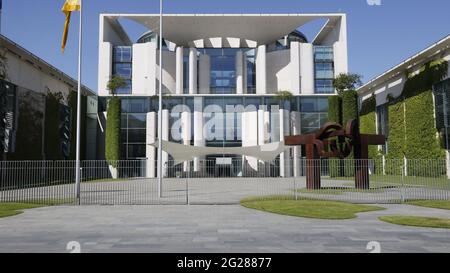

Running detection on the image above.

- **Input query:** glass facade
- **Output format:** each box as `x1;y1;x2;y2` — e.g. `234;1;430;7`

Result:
193;48;256;94
434;78;450;149
314;46;335;94
120;98;148;159
116;95;330;159
299;97;329;133
113;46;132;94
376;104;389;154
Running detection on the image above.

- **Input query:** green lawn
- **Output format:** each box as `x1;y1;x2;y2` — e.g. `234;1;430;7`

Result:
0;199;72;219
406;200;450;210
379;215;450;229
240;197;385;220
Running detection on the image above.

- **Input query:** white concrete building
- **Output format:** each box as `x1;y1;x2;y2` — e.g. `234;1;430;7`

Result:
97;14;348;177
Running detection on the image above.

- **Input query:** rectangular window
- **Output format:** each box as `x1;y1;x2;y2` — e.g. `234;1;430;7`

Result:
112;46;132;95
315;79;334;94
314;46;334;61
376;104;389;154
314;46;335;94
434;78;450;149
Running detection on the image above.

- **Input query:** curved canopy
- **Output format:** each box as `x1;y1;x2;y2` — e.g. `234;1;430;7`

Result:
103;13;345;47
149;140;291;163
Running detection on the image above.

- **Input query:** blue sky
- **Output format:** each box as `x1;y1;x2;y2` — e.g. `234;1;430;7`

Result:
2;0;449;92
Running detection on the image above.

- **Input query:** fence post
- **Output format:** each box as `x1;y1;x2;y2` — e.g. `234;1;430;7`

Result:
186;161;190;205
293;176;298;201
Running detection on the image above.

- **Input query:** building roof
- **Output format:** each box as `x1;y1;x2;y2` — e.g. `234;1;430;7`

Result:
0;34;96;96
101;13;345;47
357;34;450;97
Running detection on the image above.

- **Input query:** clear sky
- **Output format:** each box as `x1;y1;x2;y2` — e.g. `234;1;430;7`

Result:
2;0;449;92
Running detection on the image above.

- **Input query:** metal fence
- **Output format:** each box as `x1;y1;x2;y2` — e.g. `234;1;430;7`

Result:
0;158;449;205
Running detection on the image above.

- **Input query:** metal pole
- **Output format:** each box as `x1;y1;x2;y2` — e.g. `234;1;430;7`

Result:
157;0;163;198
75;0;83;205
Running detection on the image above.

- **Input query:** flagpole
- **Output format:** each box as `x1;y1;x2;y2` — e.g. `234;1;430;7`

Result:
75;0;83;205
157;0;163;198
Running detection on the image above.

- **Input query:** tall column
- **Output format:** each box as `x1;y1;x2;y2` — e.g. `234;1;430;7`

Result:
258;105;266;173
146;112;156;178
279;104;291;177
236;50;244;94
290;42;301;95
175;46;184;94
256;45;267;94
193;97;204;172
189;48;198;94
242;106;259;172
300;43;315;94
291;111;301;177
199;54;211;94
182;110;191;172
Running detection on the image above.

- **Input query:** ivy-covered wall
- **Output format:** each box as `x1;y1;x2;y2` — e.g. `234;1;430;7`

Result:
359;95;380;160
387;60;447;162
327;96;342;124
342;90;359;125
359;59;448;175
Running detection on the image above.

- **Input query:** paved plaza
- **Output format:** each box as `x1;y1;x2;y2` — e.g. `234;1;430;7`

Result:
0;203;449;253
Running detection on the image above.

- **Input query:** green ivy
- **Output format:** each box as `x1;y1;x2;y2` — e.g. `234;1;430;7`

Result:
105;97;121;167
359;95;380;160
327;96;342;124
342;90;358;125
386;60;448;175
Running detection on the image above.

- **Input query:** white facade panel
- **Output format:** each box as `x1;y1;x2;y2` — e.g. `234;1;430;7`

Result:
300;43;315;94
98;42;113;96
290;41;301;95
266;50;291;93
256;45;267;94
175;46;184;94
132;42;157;96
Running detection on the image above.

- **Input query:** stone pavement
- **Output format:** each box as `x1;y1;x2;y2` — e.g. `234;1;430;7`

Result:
0;204;449;253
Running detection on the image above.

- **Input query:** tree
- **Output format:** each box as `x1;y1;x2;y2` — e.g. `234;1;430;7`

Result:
107;75;128;96
333;73;363;95
274;90;294;102
105;97;121;169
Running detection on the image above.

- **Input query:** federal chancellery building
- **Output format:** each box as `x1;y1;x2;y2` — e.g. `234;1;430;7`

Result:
97;14;349;178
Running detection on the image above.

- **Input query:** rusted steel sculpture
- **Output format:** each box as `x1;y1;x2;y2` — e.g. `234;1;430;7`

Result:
285;119;385;190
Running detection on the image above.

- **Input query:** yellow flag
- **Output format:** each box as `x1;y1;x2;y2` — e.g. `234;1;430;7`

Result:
61;0;81;53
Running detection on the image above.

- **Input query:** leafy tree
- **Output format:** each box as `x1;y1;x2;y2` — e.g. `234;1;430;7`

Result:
274;90;294;101
107;75;128;96
333;73;363;95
